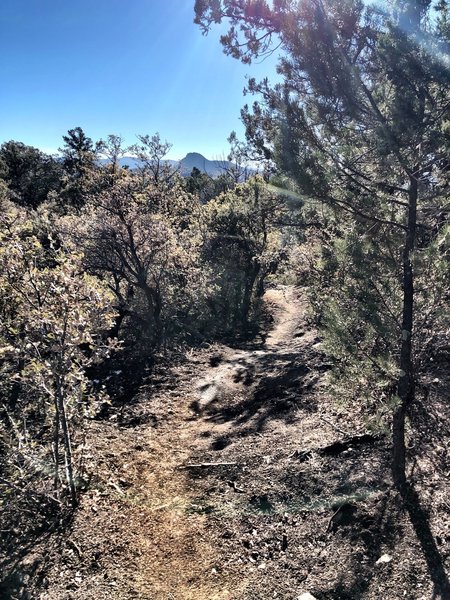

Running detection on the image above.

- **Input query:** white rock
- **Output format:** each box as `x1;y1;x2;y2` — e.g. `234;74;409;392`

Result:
376;553;392;565
298;594;318;600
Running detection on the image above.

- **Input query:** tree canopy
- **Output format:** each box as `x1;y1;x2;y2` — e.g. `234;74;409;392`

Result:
195;0;450;486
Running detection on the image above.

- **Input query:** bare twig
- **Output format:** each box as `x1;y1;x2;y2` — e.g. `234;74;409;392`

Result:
179;461;238;469
319;415;352;437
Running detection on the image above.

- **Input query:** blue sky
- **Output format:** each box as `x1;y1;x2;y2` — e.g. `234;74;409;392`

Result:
0;0;278;160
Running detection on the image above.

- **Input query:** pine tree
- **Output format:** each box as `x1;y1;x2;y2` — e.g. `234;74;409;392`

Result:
59;127;97;208
195;0;450;487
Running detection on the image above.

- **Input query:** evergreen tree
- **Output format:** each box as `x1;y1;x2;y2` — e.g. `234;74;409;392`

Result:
60;126;95;176
195;0;450;486
59;127;97;208
185;166;218;202
0;141;63;208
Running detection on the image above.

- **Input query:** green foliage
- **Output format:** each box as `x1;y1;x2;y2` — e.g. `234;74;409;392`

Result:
0;141;63;208
60;126;96;176
59;127;98;208
184;167;219;203
196;0;450;484
0;205;116;505
203;176;286;328
61;170;210;354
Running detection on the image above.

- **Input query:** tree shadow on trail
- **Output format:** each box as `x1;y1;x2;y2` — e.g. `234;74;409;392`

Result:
204;347;325;440
402;483;450;599
322;484;450;600
321;491;398;600
404;386;450;597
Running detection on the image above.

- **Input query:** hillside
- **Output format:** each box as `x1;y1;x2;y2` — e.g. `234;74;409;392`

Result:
179;152;232;177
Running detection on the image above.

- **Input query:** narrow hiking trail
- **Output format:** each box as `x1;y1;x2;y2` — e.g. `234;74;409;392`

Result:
126;286;319;599
25;285;450;600
38;285;328;600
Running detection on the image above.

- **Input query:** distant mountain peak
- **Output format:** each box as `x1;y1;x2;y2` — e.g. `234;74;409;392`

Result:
184;152;206;160
180;152;228;177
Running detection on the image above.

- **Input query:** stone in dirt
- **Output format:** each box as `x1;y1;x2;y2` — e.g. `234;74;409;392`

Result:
375;553;393;565
298;594;318;600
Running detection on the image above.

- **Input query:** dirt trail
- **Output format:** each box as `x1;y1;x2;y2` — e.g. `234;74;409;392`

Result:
194;287;306;417
36;285;312;600
129;286;309;599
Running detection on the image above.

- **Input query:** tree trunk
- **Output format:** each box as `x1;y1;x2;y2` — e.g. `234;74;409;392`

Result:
241;264;260;325
56;381;78;507
392;175;418;489
142;281;163;347
53;404;60;495
108;305;128;339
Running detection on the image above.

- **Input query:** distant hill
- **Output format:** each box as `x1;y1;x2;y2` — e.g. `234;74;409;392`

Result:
179;152;231;177
100;152;233;177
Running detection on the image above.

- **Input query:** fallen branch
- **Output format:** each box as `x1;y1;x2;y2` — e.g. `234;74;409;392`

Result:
108;481;125;495
179;461;238;469
318;415;352;437
290;433;382;462
321;433;381;456
68;539;83;559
